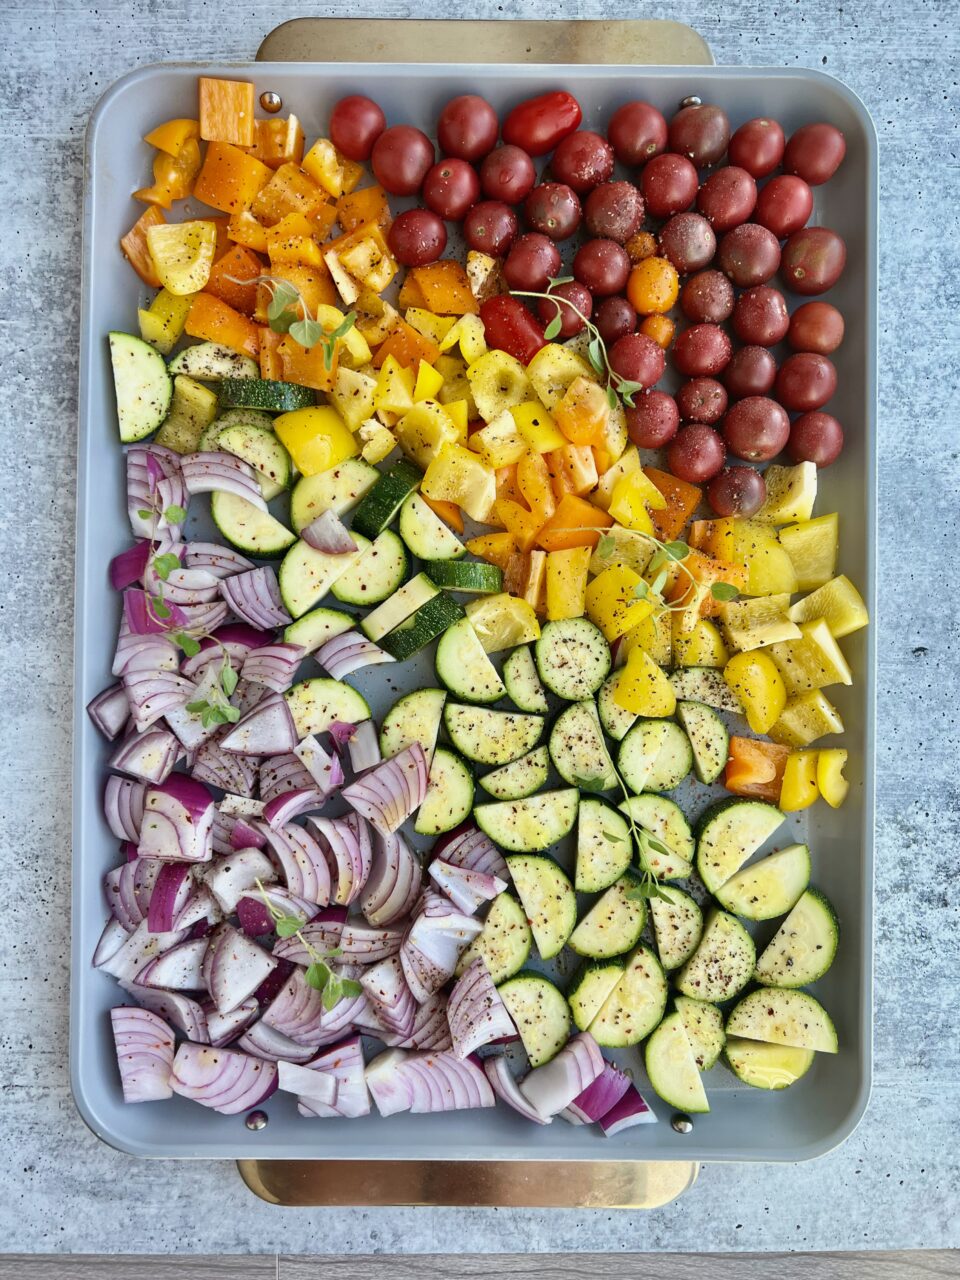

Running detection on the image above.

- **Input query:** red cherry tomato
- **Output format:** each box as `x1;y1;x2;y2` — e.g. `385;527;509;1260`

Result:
371;126;435;196
503;233;561;292
537;282;593;339
607;101;668;165
463;201;519;256
626;390;679;448
595;296;638;345
480;145;537;203
437;94;499;162
329;95;386;161
728;117;786;178
609;332;666;390
550;130;615;193
387;210;447;267
783;123;846;186
422;159;481;221
479;296;547;365
502;90;582;157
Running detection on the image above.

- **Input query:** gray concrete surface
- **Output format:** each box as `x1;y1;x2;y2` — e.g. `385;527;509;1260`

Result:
1;0;958;1256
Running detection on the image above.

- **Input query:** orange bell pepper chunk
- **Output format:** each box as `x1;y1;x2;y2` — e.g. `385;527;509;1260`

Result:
206;243;263;316
194;142;272;215
518;451;557;522
248;115;305;169
185;292;260;358
336;185;392;234
421;494;464;534
405;261;479;315
228;210;269;255
119;206;165;286
689;516;737;561
253;266;338;324
198;77;256;148
258;327;284;381
144;118;200;157
494;498;544;553
465;532;516;571
277;333;339;393
663;549;749;613
644;466;703;542
535;493;614;552
372;318;440;370
724;736;790;803
134;139;202;209
554;377;610;447
548;443;599;500
311;202;338;242
397;272;430;310
496;463;521;503
251;163;328;227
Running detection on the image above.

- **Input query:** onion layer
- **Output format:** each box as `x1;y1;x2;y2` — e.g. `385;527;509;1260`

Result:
110;1006;175;1103
170;1041;278;1114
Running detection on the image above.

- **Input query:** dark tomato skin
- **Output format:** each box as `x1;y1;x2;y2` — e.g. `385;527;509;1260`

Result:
502;90;582;157
422;159;481;221
524;183;582;241
609;332;666;389
676;377;728;424
502;233;562;292
584;181;644;242
787;411;844;466
673;324;733;377
728;117;785;178
463;201;519;256
573;239;631;296
667;424;726;483
537;282;593;339
625;390;680;448
595;296;638;345
733;286;790;346
329;95;386;161
480;146;537;203
780;227;847;295
724;346;778;400
696;166;758;233
607;100;668;165
668;103;730;167
755;175;814;239
774;352;838;411
550;130;615;193
680;270;735;324
371;125;435;195
722;396;791;461
641;153;699;219
717;223;782;287
787;301;845;354
783;123;846;185
479;296;547;365
658;212;717;274
437;94;499;161
387;209;447;266
707;465;767;517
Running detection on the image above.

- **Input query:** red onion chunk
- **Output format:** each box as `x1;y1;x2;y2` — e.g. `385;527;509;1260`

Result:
597;1082;658;1135
87;684;133;740
347;720;381;773
364;1049;414;1117
110;728;179;784
237;1020;317;1064
359;956;417;1038
192;739;258;797
382;992;452;1052
103;776;147;841
301;508;358;553
114;625;180;679
147;862;194;932
360;830;422;926
173;886;221;932
342;744;429;836
93;917;133;968
184;542;255;578
484;1054;552;1126
95;920;189;982
293;735;345;796
142;557;221;607
135;936;209;990
203;848;276;914
180;625;271;679
220;566;290;630
126;444;185;539
259;753;315;801
434;825;509;881
220;692;298;757
137;775;214;863
262;787;325;830
298;1035;369;1118
272;909;347;966
170;1041;278;1114
205;997;259;1047
175;600;230;635
261;967;362;1047
110;1006;175;1103
400;892;483;1004
307;815;370;906
236;886;318;937
365;1048;495;1116
120;982;209;1043
241;642;305;693
565;1061;632;1125
447;960;517;1059
428;859;508;916
181;451;267;510
277;1059;339;1107
257;821;332;906
110;541;153;591
229;818;266;851
205;923;278;1013
123;588;189;637
315;631;395;680
519;1033;606;1120
104;865;143;932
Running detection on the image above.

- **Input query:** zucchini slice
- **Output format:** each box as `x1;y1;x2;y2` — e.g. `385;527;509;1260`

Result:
649;884;703;970
379;688;446;766
696;798;786;895
109;332;173;442
283;607;355;655
644;1011;710;1113
290;459;379;532
398;492;465;561
586;945;668;1048
210;491;296;558
548;700;618;792
503;855;576;960
567;960;625;1032
351;458;422;540
714;843;811;921
502;645;549;714
535;618;611;701
360;573;439;642
669;665;745;714
676;700;729;784
425;560;503;594
218;377;314;413
675;996;726;1071
169;341;258;380
497;972;571;1067
381;593;466;662
567;874;647;960
474;789;579;853
575;798;633;894
435;617;506;704
479;746;550;801
597;669;640;741
617;720;669;794
331;530;408;607
723;1037;815;1090
675;909;756;1003
285;678;371;738
278;536;366;618
444;704;543;767
754;888;839;988
644;720;695;792
619;794;694;878
413;746;474;836
726;988;838;1054
456;893;531;984
216;422;292;501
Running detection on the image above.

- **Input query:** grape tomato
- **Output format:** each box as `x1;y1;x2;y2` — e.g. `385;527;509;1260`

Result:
722;396;790;462
755;175;813;239
732;286;790;346
658;212;717;274
551;130;615;193
329;95;386;161
672;323;733;378
387;209;447;266
607;100;668;165
480;145;536;203
502;90;582;156
723;345;778;399
696;166;758;233
503;233;561;292
437;94;499;161
788;410;844;466
680;269;735;324
717;223;781;287
524;183;582;241
787;301;845;354
783;122;846;186
371;125;434;195
774;352;838;411
609;332;666;389
667;424;726;483
728;117;785;178
626;390;680;448
707;465;767;517
641;153;699;219
668;103;730;168
781;227;847;295
422;159;480;221
479;295;546;366
537;282;592;339
595;296;638;345
584;182;644;243
676;377;728;424
573;239;631;296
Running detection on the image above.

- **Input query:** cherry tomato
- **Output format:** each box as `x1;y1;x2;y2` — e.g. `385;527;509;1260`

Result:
680;270;734;324
755;175;814;239
728;117;785;178
788;411;844;466
724;345;778;399
387;209;447;266
717;223;781;287
774;352;838;411
733;286;790;346
479;295;547;365
480;145;536;203
503;233;561;292
707;465;767;517
524;183;582;241
422;158;481;221
595;296;638;345
676;377;728;424
551;130;615;193
787;301;845;354
537;282;592;339
607;101;668;165
658;212;716;274
625;230;658;264
667;424;726;483
573;239;631;296
371;125;435;196
584;181;644;242
722;396;790;461
437;94;499;162
626;256;679;315
609;332;666;389
626;390;680;448
641;314;676;349
502;90;582;157
641;153;699;219
668;103;730;167
463;201;519;256
783;123;846;185
781;227;847;295
329;95;386;161
673;324;733;377
696;166;758;233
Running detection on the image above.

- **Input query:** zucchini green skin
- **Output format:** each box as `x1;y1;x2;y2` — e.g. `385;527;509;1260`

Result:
331;530;408;607
218;377;314;412
425;561;503;594
413;747;474;835
535;618;611;701
351;458;422;540
504;855;576;960
497;971;571;1066
379;592;465;660
457;894;531;984
754;888;839;988
478;747;550;801
502;645;549;714
109;332;172;442
644;1011;710;1113
434;617;505;704
210;491;296;558
474;790;578;853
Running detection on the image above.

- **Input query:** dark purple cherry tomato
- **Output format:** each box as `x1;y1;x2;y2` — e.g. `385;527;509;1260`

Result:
696;166;758;233
480;145;537;203
595;296;638;345
503;90;582;157
717;223;781;287
329;95;386;161
387;209;447;266
783;123;846;185
787;301;845;354
788;411;844;466
680;269;735;324
609;332;666;389
641;153;699;219
722;396;790;461
673;324;733;377
584;182;644;242
676;377;728;424
780;227;847;295
707;465;767;517
668;103;730;167
550;130;615;193
371;125;435;196
667;424;726;483
524;182;582;241
573;239;631;296
607;101;668;165
503;233;561;292
538;282;593;339
733;286;790;346
463;201;519;256
755;175;814;239
658;212;716;274
422;158;481;221
775;352;838;411
478;295;547;366
626;390;680;448
728;117;785;178
724;345;778;399
437;94;499;162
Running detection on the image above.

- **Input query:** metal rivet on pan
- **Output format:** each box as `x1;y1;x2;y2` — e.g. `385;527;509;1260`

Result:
671;1113;694;1134
679;95;702;109
260;91;283;114
245;1110;269;1130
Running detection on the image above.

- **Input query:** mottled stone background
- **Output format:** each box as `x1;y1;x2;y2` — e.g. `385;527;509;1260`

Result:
1;0;957;1255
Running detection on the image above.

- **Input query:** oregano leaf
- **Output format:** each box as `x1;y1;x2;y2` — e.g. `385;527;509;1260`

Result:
175;632;202;657
605;384;619;410
596;533;616;559
220;660;238;697
305;961;331;992
543;311;563;341
152;552;181;582
665;540;690;561
711;581;739;602
163;504;187;524
274;916;302;938
150;595;171;620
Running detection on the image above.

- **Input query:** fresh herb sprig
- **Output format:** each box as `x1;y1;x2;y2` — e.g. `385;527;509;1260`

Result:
230;273;356;371
255;880;363;1010
185;656;240;729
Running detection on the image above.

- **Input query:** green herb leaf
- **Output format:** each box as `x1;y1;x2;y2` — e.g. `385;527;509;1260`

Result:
570;772;609;795
638;829;674;859
665;540;690;561
605;384;619;411
220;660;239;697
710;581;740;602
650;569;669;596
547;275;575;289
175;632;202;657
646;548;667;574
152;552;181;582
289;317;324;349
587;336;605;376
274;916;302;938
626;881;656;901
163;504;187;524
150;594;171;620
601;828;623;844
543;311;563;341
330;311;357;341
322;974;363;1010
185;700;209;715
633;579;650;600
221;704;241;723
200;705;229;729
137;508;154;520
305;960;332;993
267;279;300;321
596;533;616;559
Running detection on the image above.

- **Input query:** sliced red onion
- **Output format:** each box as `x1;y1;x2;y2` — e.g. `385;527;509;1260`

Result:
563;1061;632;1125
301;509;358;554
293;735;344;796
262;787;325;829
110;541;153;591
103;864;142;932
360;830;422;927
205;997;259;1047
346;720;381;773
154;474;188;536
204;922;278;1013
277;1059;339;1108
181;451;267;510
202;848;276;914
363;1049;414;1116
87;683;132;741
191;738;258;797
235;677;267;717
209;809;236;854
93;917;133;968
315;631;395;680
519;1033;605;1120
142;553;220;607
342;743;428;836
252;956;296;1008
109;728;179;784
484;1054;552;1125
124;669;196;734
131;857;163;917
447;960;516;1059
173;885;222;932
259;753;316;802
230;818;266;851
428;860;508;916
241;642;304;693
365;1049;494;1116
382;992;452;1052
272;907;347;965
435;825;509;882
307;815;369;906
113;624;180;678
297;1035;369;1118
146;862;194;932
126;444;184;539
237;1020;317;1064
119;981;209;1043
220;692;297;757
261;968;328;1046
179;625;271;679
236;885;318;937
184;542;255;578
95;920;189;982
598;1082;658;1134
359;956;416;1038
338;920;403;964
103;776;147;841
170;1041;278;1114
220;566;290;630
123;588;189;637
176;600;230;635
135;936;209;990
110;1006;175;1102
219;795;265;819
400;892;483;1004
137;775;214;863
327;720;357;751
257;821;332;906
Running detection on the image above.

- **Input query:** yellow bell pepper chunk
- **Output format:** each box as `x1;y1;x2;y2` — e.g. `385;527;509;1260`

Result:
817;748;849;807
373;355;416;416
511;401;566;453
301;137;344;197
439;313;487;363
144;118;201;157
423;443;496;523
545;547;591;621
723;650;787;735
614;647;677;716
413;360;445;403
145;220;217;296
778;513;839;592
472;411;528;469
395;400;461;470
329;367;377;431
608;468;666;533
769;690;844;748
465;593;540;652
313;304;371;367
585;565;656;642
357;418;397;465
787;575;869;639
619;610;672;666
138;288;195;355
442;399;468;436
729;520;798;596
672;617;728;668
273;406;357;476
405;308;457;345
780;751;820;812
592;445;640;511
